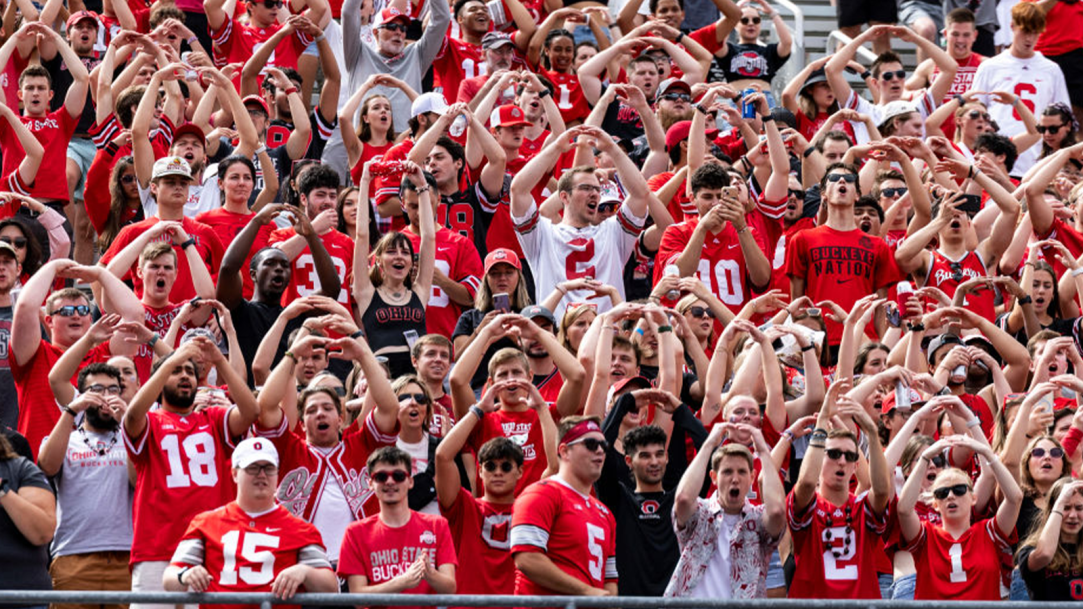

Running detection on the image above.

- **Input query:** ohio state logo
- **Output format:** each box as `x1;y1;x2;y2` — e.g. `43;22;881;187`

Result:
731;52;768;77
641;500;660;514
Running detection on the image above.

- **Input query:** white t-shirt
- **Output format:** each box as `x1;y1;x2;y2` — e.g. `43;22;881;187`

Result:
688;512;742;600
842;89;938;145
310;446;352;562
397;435;439;515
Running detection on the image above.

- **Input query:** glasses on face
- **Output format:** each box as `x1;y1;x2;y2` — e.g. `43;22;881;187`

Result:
880;70;906;81
262;0;284;7
567;437;608;452
0;236;27;248
86;384;123;396
1032;446;1065;459
598;201;618;213
788;189;805;200
826;173;857;183
397;392;431;405
380;22;408;33
120;174;137;184
243;463;278;476
574;184;603;194
1037;123;1066;134
967;110;991;122
880;187;908;198
740;16;761;24
825;448;859;463
52;305;91;317
688;306;715;319
372;469;410;483
661;92;691;102
483;460;515;473
932;483;970;500
928;454;946;468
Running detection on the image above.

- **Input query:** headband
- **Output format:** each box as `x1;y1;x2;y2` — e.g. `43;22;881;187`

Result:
560;419;602;445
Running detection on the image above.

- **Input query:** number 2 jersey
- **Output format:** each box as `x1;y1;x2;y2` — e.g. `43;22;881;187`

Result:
125;406;239;565
170;501;331;609
510;477;618;596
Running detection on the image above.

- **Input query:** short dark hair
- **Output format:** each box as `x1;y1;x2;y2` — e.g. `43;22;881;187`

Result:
946;7;976;25
401;170;439;194
611;335;640;365
453;0;484;18
872;170;904;199
149;3;185;28
819;162;863;196
689;163;729;196
367;445;413;472
261;67;303;91
870;51;903;78
629;55;659;72
623;425;668;456
297;164;340;198
478;436;525;466
853;195;884;221
433;136;466;182
975;133;1018;172
299;386;343;417
78;363;122;392
19;64;52;89
116;85;147;129
818;130;853;150
649;0;683;13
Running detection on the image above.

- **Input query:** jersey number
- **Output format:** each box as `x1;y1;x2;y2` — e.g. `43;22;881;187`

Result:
566;238;597;280
821;525;857;581
696;258;745;306
1013;83;1036;122
294;254;349;304
556;84;573;110
429;259;451;307
948;542;967;583
586;523;605;582
162;432;219;488
219;531;281;586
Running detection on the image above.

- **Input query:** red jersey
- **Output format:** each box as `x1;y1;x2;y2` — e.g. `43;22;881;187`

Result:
787;491;887;599
209;18;309;76
402;226;482;338
467;406;557;496
124;405;240;564
171;501;331;609
923;249;996;322
268;227;355;306
537;68;590;123
903;518;1014;600
796;110;857;143
520;129;548;161
784;225;900;345
510;477;618;596
931;53;984;140
442;488;515;596
136;301;186;381
655;218;769;312
195;207;273;300
338;511;458;607
646;171;692;222
100;2;151;38
373;140;413;234
1037;218;1083;278
769;218;815;295
433;34;485;103
100;217;224;303
0;107;77;202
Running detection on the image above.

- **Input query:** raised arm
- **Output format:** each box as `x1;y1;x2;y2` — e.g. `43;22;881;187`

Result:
674;424;724;528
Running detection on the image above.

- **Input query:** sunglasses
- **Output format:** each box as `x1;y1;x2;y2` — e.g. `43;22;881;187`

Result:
688;306;715;319
825;448;859;463
52;305;91;317
740;16;761;24
967;110;991;122
826;173;857;183
788;189;805;200
880;70;906;81
120;174;137;184
379;22;408;33
483;460;515;473
0;236;27;248
880;187;908;198
661;92;691;102
396;393;431;405
86;384;123;395
567;437;608;452
598;201;618;213
932;483;970;500
1037;123;1066;134
262;0;283;7
1032;446;1065;459
243;463;278;476
928;455;946;468
372;470;410;483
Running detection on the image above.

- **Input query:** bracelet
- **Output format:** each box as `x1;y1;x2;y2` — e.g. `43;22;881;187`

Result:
607;22;619;29
657;325;673;333
469;405;485;420
808;442;826;450
62;405;78;418
803;146;815;158
186;35;198;46
148;333;159;347
736;225;750;234
179;238;196;250
859;70;871;80
907;321;925;332
178;566;191;585
1072;267;1083;277
801;344;814;352
967;165;975;179
350;329;365;339
254;145;267;156
415;186;431;193
674;32;684;44
1054;510;1065;517
781;430;795;442
314;32;326;42
1017;294;1033;305
739;156;753;173
284;351;298;363
812;427;828;437
938;386;953;396
921;455;932;464
954;94;965;106
539;88;551;98
966;418;982;429
285;87;299;96
761;115;775;122
695;103;709;115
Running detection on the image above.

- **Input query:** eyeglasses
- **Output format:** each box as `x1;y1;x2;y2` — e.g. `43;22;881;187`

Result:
379;22;408;33
788;189;805;200
243;463;278;476
661;92;691;102
967;110;991;122
372;469;410;483
0;236;27;248
928;455;946;468
598;201;618;213
825;448;859;462
826;173;857;183
566;437;608;452
86;384;123;396
688;306;715;319
574;184;603;194
740;16;761;24
880;187;908;198
52;305;91;317
932;483;970;500
262;0;284;7
1032;446;1065;459
120;174;137;184
396;392;431;405
1037;123;1066;134
483;460;515;473
880;70;906;81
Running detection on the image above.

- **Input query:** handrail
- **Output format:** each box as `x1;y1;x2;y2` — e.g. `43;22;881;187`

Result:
825;29;879;64
773;0;805;67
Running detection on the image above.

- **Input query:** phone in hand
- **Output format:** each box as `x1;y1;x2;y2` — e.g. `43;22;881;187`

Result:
957;193;983;215
722;186;738;200
493;293;510;313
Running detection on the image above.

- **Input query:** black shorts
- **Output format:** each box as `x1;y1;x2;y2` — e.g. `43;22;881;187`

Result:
1047;48;1083;108
837;0;898;28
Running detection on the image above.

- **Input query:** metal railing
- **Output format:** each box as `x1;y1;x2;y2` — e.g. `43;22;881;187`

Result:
825;29;879;64
768;0;805;102
0;592;1057;609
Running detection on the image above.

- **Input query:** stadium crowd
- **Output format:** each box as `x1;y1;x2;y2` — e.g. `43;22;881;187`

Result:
2;0;1083;603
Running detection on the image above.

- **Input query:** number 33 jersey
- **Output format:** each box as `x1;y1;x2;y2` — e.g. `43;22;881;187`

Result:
510;478;618;596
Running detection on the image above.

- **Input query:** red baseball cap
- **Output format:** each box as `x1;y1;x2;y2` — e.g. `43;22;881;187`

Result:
484;248;521;274
241;94;270;116
173;123;207;148
881;387;922;415
66;10;100;29
376;7;410;27
490;104;531;129
612;375;652;394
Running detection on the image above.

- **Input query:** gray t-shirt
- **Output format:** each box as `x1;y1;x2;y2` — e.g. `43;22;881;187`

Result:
0;456;53;590
41;429;133;557
0;305;14;429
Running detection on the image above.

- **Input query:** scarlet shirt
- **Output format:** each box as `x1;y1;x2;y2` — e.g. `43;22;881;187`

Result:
402;226;482;338
646;171;692;222
787;491;887;599
350;141;394;193
922;249;996;322
0;107;77;202
441;487;515;596
930;53;984;140
268;227;355;306
536;67;590;123
510;477;618;596
784;225;900;345
124;405;240;564
210;18;309;76
338;511;458;607
433;34;485;103
170;501;331;609
136;301;186;382
903;518;1015;600
1034;0;1083;56
1036;218;1083;278
195;207;274;300
467;406;558;496
769;218;815;296
100;217;225;303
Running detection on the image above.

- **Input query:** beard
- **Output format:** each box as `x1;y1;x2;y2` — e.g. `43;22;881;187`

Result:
162;385;196;410
86;406;120;431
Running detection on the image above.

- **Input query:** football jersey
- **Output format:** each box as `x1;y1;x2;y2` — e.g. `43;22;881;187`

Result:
210;18;309;77
433;34;485;103
137;301;186;381
402;226;483;338
922;249;996;321
195;207;274;300
442;487;515;596
514;199;645;317
786;491;887;599
268;227;355;306
646;171;692;222
929;53;984;140
903;518;1014;600
654;218;770;312
99;217;224;303
510;477;618;596
466;406;557;496
536;67;590;124
972;51;1070;175
170;501;331;609
125;405;240;564
0;107;77;202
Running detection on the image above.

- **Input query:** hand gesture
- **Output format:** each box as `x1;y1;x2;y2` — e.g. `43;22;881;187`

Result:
179;565;212;592
271;564;309;600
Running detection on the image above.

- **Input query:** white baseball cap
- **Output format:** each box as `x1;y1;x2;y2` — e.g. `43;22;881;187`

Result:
151;156;193;181
411;92;450;118
232;438;279;469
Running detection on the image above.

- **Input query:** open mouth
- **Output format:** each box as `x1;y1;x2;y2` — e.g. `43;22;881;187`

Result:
391;261;407;271
859;219;872;233
1041;462;1054;472
156;278;167;289
317;422;330;431
586;202;598;212
950;219;961;230
1050;363;1060;373
837;184;848;195
926;472;936;482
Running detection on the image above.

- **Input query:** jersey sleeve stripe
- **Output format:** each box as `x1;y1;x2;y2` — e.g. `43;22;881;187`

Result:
299;544;333;569
366;411;398;444
616;208;645;236
7;172;31;196
604;556;618;580
170;538;205;566
221;405;240;449
462;274;482;296
509;524;549;550
475;182;499;213
254;413;290;439
514;209;540;235
211;20;232;46
123;423;149;456
786;494;815;530
487;0;508;26
313;109;337;139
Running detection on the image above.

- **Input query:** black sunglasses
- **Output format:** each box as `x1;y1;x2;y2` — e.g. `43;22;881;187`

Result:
52;305;91;317
788;189;806;200
0;236;27;248
1032;446;1065;459
661;92;691;102
483;461;515;473
598;201;618;213
880;70;906;81
120;174;137;184
932;483;970;500
880;187;908;198
396;392;431;405
826;173;857;183
967;110;991;122
1037;123;1066;134
740;16;761;24
372;470;409;483
262;0;283;7
929;454;946;468
379;22;408;32
825;448;859;463
568;437;608;452
688;306;715;319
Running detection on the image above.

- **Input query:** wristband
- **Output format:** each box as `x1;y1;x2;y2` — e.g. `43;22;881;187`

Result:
938;386;953;396
178;566;191;585
803;146;815;158
186;35;198;46
966;418;982;429
315;32;327;42
148;333;159;348
179;238;196;250
761;115;775;122
906;321;925;332
350;329;365;339
539;88;551;98
859;70;871;80
285;87;299;96
657;325;673;333
736;225;750;234
695;104;709;116
1017;295;1033;305
1072;267;1083;277
415;186;431;193
674;32;684;44
954;94;965;106
469;405;485;420
255;145;267;156
808;442;826;450
62;405;78;418
801;344;815;352
967;165;974;179
781;430;795;442
284;350;298;363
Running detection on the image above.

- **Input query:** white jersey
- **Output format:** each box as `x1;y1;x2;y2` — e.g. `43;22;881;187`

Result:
513;200;645;317
842;89;938;145
972;50;1070;176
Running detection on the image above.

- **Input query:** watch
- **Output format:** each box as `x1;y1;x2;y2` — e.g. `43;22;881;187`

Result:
178;566;191;585
1017;295;1033;305
179;238;196;250
350;329;365;339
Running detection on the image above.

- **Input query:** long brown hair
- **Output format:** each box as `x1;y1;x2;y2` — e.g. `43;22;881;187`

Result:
0;433;17;460
358;95;396;144
1018;476;1083;574
369;231;416;289
1021;435;1069;500
99;156;139;251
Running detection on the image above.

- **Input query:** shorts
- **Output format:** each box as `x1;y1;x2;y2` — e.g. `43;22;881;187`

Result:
897;0;943;42
131;560;198;609
50;551;132;609
837;0;898;29
878;572;894;600
302;38;319;57
66;137;96;201
891;572;916;600
1047;48;1083;109
766;549;786;590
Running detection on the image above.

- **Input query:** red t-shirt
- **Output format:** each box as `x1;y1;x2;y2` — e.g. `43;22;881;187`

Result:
136;301;186;381
796;110;857;143
923;249;996;322
787;491;887;599
373;140;413;234
467;406;557;496
268;227;355;307
1034;0;1083;56
536;67;590;123
209;18;309;78
402;226;482;338
195;207;273;300
100;217;224;303
124;405;240;564
510;477;618;596
433;34;485;104
646;171;692;223
0;107;78;202
768;217;815;295
350;140;394;192
441;488;515;596
903;518;1015;600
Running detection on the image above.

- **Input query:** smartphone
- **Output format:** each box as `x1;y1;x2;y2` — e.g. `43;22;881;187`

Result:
493;293;510;313
403;329;420;350
722;186;738;200
894;380;912;411
1036;392;1055;414
957;193;983;215
886;306;901;328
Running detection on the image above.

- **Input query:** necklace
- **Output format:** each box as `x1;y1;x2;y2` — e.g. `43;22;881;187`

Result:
78;427;118;457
